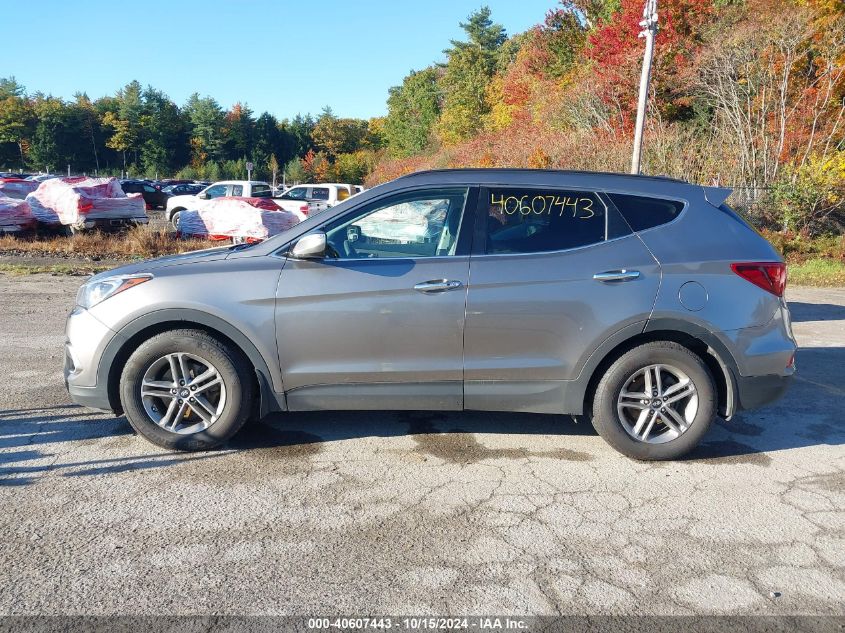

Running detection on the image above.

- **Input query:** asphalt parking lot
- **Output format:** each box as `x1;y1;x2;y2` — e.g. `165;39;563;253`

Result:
0;273;842;616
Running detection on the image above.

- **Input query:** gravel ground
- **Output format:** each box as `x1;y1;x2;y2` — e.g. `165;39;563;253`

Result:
0;274;842;616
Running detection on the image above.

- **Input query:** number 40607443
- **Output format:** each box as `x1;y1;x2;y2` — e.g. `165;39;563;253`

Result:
490;194;595;219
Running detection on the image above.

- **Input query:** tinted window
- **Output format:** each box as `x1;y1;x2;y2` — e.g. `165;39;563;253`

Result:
283;187;308;200
324;188;467;259
485;188;605;254
143;185;155;193
252;184;270;195
608;193;684;232
231;185;243;196
205;184;227;199
311;187;330;200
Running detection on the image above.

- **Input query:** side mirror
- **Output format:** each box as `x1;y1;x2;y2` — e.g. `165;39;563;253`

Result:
291;232;327;259
197;192;209;200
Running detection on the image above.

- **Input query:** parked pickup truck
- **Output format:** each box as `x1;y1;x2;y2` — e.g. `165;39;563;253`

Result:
165;180;276;228
273;183;357;216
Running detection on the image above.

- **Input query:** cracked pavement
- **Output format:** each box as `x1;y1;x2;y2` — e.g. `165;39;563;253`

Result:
0;273;842;615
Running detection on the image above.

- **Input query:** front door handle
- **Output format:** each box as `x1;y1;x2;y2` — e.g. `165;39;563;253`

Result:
413;279;463;293
593;270;641;283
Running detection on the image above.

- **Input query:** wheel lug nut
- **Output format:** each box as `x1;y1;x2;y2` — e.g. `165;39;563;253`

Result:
189;397;194;402
177;399;183;404
190;385;196;391
170;389;177;394
179;380;185;386
661;407;666;412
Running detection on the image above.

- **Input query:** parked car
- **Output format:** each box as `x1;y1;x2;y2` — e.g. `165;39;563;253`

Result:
162;183;205;197
273;183;353;215
25;174;60;183
165;180;275;228
64;169;796;459
120;180;169;209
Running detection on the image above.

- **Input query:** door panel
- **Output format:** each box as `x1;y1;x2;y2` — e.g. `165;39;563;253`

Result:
464;186;661;414
276;256;469;410
274;186;477;411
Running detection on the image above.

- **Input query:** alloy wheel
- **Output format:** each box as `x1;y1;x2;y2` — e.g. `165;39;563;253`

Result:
616;363;698;444
140;352;227;435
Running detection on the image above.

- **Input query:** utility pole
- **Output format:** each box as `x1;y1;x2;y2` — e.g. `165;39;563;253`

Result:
631;0;658;175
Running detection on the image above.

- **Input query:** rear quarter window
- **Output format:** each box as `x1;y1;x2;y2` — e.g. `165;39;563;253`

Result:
608;193;684;232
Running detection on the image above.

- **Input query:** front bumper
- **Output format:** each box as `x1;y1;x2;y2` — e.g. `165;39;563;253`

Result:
64;305;119;412
65;382;114;412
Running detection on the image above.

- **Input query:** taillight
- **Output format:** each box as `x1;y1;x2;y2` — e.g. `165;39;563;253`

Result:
731;262;787;297
299;204;309;215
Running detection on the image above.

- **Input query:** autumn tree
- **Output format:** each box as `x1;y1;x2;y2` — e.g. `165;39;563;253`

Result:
312;107;368;158
437;7;507;144
184;93;225;166
224;102;255;160
140;87;186;176
384;67;441;156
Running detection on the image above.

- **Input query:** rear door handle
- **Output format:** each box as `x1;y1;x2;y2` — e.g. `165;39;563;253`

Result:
593;270;641;283
413;279;463;293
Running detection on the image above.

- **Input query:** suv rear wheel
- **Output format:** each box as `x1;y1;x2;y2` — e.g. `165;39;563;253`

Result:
591;341;716;460
119;329;254;451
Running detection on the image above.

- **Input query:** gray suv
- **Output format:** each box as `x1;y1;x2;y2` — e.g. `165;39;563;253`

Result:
64;169;796;460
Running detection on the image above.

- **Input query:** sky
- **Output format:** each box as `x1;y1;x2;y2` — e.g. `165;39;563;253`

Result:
4;0;559;121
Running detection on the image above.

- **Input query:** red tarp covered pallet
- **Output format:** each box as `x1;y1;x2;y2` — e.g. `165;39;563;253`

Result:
0;179;38;200
0;195;35;233
178;197;305;241
25;177;146;226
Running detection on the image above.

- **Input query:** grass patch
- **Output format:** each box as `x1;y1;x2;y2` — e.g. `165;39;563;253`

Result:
788;258;845;287
0;225;220;260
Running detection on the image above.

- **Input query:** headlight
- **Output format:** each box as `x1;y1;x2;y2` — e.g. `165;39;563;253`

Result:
76;274;152;309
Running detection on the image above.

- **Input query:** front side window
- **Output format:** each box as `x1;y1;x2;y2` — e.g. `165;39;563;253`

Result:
283;187;308;200
485;188;605;254
205;184;227;199
324;188;468;259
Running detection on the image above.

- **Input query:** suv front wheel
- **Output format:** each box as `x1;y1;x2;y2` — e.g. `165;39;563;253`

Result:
119;329;254;451
592;341;716;460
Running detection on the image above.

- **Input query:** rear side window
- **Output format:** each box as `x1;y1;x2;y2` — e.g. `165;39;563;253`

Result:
252;184;270;195
608;193;684;232
231;185;243;196
311;187;330;200
485;188;606;254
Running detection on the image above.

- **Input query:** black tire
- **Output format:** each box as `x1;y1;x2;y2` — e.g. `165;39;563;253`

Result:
119;329;254;451
170;210;181;230
591;341;716;460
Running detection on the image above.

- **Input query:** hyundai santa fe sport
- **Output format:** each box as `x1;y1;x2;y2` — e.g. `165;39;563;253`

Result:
64;169;796;460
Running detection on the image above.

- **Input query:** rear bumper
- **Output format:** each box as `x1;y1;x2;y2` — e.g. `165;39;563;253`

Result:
735;372;793;411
